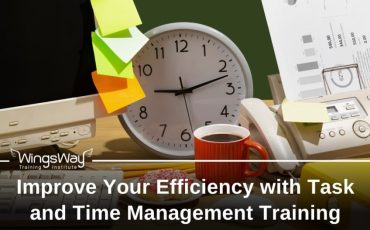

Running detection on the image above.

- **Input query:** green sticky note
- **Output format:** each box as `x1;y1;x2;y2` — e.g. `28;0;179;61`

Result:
91;0;142;37
95;27;149;63
99;28;132;38
92;32;134;78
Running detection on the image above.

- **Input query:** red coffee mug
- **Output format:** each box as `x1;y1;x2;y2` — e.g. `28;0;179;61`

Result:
194;124;269;183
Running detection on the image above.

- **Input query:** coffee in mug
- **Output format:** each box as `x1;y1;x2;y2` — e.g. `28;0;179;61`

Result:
194;124;269;183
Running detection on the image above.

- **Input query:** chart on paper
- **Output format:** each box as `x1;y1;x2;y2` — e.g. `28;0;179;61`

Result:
262;0;370;101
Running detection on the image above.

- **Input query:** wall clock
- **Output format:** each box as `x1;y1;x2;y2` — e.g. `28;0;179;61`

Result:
119;22;253;158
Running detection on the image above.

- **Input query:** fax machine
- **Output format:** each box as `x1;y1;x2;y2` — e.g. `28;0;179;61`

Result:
239;75;370;175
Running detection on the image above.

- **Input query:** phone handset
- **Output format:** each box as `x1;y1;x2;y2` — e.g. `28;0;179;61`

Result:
239;98;299;173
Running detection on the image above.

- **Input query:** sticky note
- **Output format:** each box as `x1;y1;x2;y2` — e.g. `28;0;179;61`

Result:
100;28;132;38
94;27;149;63
90;0;142;36
92;32;134;78
282;99;330;123
92;71;146;113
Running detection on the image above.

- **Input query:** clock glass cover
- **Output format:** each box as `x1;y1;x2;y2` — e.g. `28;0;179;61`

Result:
119;23;252;158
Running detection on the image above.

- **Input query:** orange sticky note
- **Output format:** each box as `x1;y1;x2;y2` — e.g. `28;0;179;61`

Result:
92;71;145;113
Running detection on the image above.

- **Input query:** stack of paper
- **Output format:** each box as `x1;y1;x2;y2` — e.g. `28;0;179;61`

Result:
90;0;149;113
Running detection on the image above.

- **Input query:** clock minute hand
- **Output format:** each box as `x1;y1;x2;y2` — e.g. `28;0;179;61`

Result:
174;75;228;96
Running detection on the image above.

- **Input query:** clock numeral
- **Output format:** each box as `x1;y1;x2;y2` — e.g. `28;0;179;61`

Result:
202;44;207;57
139;106;148;119
181;129;192;142
219;60;227;73
175;40;189;53
205;121;212;126
226;83;235;95
155;47;165;59
220;105;229;117
159;124;167;137
138;64;153;77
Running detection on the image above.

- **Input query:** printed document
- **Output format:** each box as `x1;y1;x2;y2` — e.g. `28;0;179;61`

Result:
262;0;370;100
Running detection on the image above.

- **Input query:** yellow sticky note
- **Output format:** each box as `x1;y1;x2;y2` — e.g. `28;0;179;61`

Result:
92;32;134;79
90;0;142;36
92;71;145;113
282;99;330;123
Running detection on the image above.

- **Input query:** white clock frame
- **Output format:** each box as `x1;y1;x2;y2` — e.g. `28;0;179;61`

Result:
118;22;253;158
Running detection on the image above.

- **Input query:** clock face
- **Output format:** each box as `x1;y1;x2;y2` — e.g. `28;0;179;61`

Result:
120;24;252;157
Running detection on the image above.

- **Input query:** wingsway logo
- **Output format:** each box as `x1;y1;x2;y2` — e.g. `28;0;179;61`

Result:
10;148;93;170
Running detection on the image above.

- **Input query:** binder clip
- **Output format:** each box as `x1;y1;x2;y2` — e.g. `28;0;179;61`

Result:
322;64;365;95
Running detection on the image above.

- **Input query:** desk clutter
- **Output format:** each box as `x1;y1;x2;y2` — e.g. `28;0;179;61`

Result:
86;0;370;168
0;0;370;225
83;0;370;183
90;1;370;226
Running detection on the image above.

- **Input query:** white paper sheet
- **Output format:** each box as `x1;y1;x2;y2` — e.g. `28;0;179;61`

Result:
262;0;370;101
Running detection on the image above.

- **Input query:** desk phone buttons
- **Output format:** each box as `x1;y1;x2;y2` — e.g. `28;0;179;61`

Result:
17;139;27;145
329;131;336;138
50;130;59;135
0;122;94;153
51;138;60;143
41;135;50;140
353;120;370;138
1;141;11;147
60;132;69;137
341;114;350;119
339;129;346;136
331;115;340;121
346;104;356;110
8;121;19;127
78;125;90;136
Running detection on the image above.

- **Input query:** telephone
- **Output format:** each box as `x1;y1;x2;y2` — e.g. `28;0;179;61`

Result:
239;75;370;175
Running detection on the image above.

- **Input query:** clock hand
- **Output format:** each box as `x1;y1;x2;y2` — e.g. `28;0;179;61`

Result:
153;89;184;94
174;74;228;96
179;77;194;133
154;74;229;95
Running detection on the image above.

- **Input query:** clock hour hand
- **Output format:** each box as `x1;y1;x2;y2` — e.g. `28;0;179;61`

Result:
154;74;228;95
153;89;184;94
174;75;228;96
